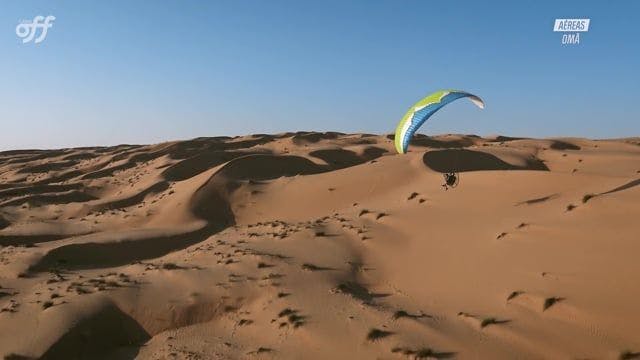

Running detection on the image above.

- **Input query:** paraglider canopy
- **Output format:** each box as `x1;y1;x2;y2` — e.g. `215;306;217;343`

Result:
394;90;484;154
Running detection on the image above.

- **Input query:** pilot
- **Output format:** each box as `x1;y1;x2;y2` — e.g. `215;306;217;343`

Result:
442;172;458;190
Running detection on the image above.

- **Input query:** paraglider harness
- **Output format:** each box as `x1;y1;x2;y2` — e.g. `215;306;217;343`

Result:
442;172;459;190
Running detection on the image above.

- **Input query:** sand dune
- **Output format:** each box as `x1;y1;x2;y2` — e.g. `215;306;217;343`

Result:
0;133;639;359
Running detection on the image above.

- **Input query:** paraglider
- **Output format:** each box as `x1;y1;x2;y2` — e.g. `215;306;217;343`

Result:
394;90;484;155
394;90;484;190
442;172;459;190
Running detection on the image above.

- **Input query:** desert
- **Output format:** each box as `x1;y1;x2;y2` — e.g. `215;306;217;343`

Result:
0;132;639;359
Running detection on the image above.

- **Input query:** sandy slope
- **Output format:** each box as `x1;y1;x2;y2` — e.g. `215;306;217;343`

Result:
0;132;639;359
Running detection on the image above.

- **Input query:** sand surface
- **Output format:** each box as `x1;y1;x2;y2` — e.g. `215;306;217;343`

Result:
0;132;639;359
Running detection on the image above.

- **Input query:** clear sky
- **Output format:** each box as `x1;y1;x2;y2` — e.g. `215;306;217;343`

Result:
1;0;639;150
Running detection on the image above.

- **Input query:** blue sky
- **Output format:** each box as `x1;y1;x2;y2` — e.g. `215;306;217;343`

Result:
1;0;639;150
